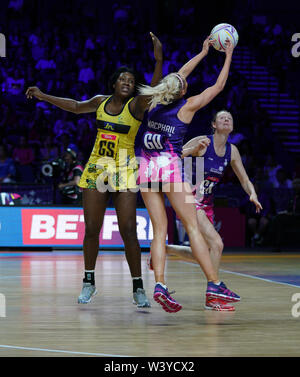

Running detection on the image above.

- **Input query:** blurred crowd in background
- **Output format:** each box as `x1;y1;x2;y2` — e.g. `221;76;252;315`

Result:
0;0;299;248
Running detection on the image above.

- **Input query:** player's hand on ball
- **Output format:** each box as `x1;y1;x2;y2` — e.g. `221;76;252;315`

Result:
26;86;44;100
202;36;214;55
224;39;234;56
150;32;163;62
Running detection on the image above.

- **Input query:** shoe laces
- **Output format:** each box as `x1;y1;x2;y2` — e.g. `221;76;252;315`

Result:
155;284;176;296
223;288;233;295
220;286;236;296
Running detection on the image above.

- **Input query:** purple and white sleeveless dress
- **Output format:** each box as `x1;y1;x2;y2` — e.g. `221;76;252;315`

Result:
192;135;232;223
138;98;188;186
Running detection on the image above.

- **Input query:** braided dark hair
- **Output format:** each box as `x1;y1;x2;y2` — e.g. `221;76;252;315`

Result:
108;66;142;95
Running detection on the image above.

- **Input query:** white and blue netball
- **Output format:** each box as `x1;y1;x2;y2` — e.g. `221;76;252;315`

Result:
210;23;239;52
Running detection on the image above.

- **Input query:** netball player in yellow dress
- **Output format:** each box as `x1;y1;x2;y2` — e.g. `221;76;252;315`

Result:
26;32;163;307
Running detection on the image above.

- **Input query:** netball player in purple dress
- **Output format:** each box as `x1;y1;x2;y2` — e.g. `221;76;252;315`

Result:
138;38;239;313
165;110;262;311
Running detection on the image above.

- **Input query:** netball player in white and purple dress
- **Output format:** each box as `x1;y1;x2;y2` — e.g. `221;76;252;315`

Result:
138;38;240;313
166;110;263;311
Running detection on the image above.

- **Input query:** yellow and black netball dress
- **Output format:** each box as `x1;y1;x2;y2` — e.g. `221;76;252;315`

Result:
78;96;141;191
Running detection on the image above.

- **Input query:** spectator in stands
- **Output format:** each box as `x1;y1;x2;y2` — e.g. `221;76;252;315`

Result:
253;165;273;194
35;49;57;71
273;168;293;189
226;76;247;115
76;118;95;162
272;168;294;216
40;135;59;162
268;176;300;251
0;144;16;183
238;139;255;179
7;0;24;26
264;154;282;187
246;182;272;247
57;144;83;205
176;0;195;34
112;2;133;33
292;178;300;215
12;135;35;182
30;34;45;62
78;60;95;84
5;68;25;95
0;103;17;131
227;128;247;146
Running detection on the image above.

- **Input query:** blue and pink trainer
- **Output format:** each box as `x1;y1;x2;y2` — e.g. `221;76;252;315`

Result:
206;281;240;302
153;283;182;313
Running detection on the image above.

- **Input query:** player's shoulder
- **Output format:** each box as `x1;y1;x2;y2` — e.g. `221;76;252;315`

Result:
93;95;111;112
127;96;145;121
95;95;110;105
230;143;238;152
229;143;241;161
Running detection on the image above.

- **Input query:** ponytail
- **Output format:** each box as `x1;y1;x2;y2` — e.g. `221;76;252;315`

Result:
138;73;184;107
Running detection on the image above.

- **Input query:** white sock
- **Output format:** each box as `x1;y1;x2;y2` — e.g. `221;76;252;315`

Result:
157;282;167;289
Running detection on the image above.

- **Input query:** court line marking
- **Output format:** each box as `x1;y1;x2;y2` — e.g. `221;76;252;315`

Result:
220;269;300;289
177;260;300;288
0;256;298;288
0;344;131;357
0;260;298;357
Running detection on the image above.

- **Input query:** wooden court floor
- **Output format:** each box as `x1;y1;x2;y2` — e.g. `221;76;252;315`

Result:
0;250;300;357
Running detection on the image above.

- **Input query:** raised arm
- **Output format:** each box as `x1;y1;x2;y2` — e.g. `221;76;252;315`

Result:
178;36;212;79
131;32;163;118
26;86;104;114
178;40;234;124
230;144;263;213
150;32;163;87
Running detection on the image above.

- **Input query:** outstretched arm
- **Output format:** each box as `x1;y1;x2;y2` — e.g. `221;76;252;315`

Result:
178;36;212;79
179;40;234;123
26;87;104;114
230;144;263;213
